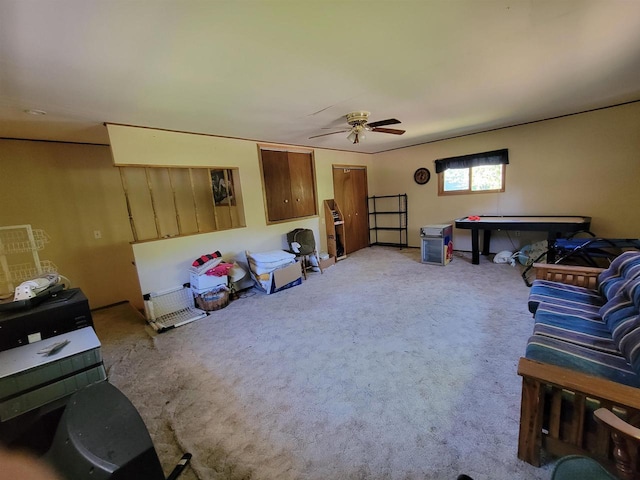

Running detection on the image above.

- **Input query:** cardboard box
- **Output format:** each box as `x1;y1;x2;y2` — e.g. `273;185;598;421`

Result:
273;262;302;290
250;261;302;295
319;255;335;270
189;271;228;293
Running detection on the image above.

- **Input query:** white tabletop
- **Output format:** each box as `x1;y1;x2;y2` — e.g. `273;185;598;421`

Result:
0;327;100;378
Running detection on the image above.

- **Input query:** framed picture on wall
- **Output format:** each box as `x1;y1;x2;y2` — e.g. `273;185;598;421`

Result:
210;169;236;206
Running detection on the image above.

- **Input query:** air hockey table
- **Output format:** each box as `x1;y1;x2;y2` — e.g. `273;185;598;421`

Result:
454;215;592;264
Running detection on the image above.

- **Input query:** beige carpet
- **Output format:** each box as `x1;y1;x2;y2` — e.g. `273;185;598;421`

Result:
93;246;554;480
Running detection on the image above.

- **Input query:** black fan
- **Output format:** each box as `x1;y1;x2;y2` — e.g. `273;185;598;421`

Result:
309;111;405;144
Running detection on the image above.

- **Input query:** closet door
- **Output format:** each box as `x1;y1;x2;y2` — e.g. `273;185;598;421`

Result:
333;166;369;254
260;148;317;223
349;168;369;251
261;150;293;222
288;152;316;218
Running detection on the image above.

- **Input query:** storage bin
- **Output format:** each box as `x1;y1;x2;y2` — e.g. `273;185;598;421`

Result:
194;288;229;311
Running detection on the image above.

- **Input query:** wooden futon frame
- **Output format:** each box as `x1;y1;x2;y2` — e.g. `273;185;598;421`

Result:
518;263;640;478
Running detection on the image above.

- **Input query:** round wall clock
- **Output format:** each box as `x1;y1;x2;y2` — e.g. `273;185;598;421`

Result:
413;167;431;185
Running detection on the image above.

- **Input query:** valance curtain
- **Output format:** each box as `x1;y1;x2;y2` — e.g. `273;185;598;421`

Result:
434;148;509;174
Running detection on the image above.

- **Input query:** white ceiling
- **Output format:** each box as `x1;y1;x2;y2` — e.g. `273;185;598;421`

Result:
1;0;639;154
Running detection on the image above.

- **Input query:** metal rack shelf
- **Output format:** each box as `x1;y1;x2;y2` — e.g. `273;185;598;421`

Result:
368;194;408;249
0;227;50;254
0;225;56;295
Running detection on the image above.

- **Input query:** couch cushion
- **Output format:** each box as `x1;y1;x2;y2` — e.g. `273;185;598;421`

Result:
532;323;618;354
612;282;640;376
533;303;616;354
624;275;640;309
528;280;603;315
525;335;640;387
618;326;640;376
598;251;640;299
600;291;636;331
609;310;639;351
535;300;603;323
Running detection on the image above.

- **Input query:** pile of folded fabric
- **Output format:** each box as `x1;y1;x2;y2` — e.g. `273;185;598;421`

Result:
245;250;299;294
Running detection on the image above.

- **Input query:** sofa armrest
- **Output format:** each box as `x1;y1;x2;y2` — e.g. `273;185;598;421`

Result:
595;408;640;441
594;408;640;480
533;263;604;288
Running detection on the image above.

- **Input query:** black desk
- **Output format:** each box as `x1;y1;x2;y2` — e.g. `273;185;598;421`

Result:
454;215;591;264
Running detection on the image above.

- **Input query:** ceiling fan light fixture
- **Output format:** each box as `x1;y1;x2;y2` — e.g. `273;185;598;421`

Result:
346;111;370;126
310;111;402;143
347;124;366;144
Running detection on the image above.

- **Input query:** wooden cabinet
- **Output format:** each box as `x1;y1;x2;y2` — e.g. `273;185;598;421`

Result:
260;149;317;223
324;199;346;261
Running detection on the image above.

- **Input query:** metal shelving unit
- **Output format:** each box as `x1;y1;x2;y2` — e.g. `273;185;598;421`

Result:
368;194;408;249
0;225;57;296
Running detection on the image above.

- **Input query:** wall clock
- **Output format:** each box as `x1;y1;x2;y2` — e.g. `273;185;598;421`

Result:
413;167;431;185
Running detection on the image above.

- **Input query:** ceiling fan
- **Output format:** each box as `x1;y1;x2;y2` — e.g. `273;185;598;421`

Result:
309;111;405;144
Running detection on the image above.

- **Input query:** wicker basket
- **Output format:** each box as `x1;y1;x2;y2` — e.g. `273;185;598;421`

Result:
195;289;229;311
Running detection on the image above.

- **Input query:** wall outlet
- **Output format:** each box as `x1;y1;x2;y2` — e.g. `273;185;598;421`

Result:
94;230;102;239
514;230;520;237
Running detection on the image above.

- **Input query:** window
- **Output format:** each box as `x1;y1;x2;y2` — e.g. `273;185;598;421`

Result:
435;149;508;196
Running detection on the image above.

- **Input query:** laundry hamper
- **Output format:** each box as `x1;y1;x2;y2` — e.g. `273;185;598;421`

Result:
194;287;229;311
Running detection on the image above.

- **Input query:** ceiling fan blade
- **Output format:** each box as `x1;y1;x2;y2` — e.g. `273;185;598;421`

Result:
309;129;349;139
371;127;406;135
367;118;401;128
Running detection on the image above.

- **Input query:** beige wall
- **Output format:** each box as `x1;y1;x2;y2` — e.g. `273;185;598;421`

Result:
0;140;142;308
107;125;371;295
372;101;640;252
2;102;638;308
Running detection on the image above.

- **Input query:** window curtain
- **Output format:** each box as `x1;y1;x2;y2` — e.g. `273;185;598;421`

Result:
434;148;509;174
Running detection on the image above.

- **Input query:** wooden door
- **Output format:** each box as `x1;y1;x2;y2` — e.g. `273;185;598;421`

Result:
288;152;316;218
261;150;293;222
333;166;369;254
260;149;317;223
